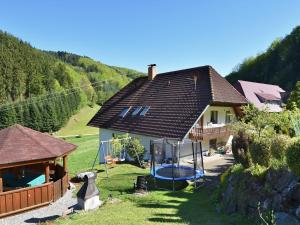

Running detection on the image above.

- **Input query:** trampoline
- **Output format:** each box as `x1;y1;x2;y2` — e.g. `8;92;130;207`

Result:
151;164;204;181
150;138;205;190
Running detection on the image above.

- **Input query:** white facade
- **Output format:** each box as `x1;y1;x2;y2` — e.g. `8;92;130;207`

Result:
99;105;236;160
100;128;157;160
201;106;236;128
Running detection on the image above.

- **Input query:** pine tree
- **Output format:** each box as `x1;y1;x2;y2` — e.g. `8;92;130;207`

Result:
287;81;300;109
0;104;17;128
27;101;42;130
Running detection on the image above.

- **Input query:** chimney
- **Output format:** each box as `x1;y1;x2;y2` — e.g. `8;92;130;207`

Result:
148;64;157;80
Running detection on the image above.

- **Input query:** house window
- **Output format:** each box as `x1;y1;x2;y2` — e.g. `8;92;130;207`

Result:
131;106;143;116
225;111;232;124
118;107;131;118
210;111;218;124
140;106;150;116
209;139;217;150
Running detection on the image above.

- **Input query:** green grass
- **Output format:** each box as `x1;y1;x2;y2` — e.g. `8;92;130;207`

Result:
65;134;99;176
55;105;100;137
54;135;256;225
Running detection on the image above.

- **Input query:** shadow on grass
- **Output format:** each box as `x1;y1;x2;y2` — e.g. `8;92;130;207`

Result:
136;157;256;225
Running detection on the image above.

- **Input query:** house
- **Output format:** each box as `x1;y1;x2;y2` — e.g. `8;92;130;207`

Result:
234;80;286;112
0;124;77;218
88;65;248;159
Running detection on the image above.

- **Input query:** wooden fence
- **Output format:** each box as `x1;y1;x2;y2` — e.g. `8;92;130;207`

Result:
0;173;68;218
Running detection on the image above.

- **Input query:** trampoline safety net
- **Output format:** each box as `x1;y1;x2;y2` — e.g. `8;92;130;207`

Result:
150;138;204;182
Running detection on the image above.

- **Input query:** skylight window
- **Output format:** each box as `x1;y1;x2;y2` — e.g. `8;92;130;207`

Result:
140;106;150;116
118;107;131;118
132;106;142;116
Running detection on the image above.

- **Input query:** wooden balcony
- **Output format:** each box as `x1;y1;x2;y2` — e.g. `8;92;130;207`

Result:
189;125;233;141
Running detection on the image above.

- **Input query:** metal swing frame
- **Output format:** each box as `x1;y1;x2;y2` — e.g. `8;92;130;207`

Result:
92;136;143;177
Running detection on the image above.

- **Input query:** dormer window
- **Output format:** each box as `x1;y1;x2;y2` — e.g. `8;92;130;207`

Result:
140;106;150;116
118;107;131;118
132;106;143;116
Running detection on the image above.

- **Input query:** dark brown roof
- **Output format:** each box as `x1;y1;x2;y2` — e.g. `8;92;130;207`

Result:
88;65;248;139
0;124;77;166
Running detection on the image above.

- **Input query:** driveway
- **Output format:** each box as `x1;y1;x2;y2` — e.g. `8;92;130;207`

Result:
202;154;234;186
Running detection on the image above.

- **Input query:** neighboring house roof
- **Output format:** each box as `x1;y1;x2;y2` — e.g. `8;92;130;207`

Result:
0;124;77;166
234;80;285;112
88;65;248;140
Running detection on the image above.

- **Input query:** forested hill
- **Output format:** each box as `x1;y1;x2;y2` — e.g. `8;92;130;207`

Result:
0;30;144;104
0;30;144;132
226;26;300;91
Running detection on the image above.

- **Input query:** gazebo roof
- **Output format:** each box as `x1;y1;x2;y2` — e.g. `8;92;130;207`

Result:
0;124;77;167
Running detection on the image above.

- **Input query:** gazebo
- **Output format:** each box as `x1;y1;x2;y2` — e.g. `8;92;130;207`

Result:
0;124;77;217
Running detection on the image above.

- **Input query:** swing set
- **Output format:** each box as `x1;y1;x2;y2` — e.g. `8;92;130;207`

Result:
91;137;143;177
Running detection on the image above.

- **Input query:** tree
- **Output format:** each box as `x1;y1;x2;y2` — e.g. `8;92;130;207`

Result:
0;104;16;128
287;81;300;109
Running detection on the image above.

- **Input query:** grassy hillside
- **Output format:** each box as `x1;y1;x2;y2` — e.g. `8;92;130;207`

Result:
55;105;100;137
226;26;300;91
0;30;144;104
0;30;144;132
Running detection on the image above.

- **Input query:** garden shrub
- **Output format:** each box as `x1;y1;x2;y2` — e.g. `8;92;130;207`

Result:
270;134;291;160
247;164;267;177
232;131;252;168
126;138;145;166
270;158;287;170
286;140;300;176
250;138;271;167
231;163;244;174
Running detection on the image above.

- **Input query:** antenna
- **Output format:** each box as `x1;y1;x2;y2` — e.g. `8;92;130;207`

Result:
193;75;197;90
186;75;198;91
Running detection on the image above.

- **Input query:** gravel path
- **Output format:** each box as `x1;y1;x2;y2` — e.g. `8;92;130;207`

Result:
0;189;78;225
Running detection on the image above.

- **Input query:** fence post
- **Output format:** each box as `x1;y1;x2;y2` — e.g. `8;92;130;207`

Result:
0;177;2;193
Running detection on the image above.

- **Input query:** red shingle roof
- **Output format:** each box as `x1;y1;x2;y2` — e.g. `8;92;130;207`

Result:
234;80;285;112
0;124;77;166
88;65;248;139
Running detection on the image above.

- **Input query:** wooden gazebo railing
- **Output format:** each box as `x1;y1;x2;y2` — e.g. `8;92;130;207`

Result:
0;166;68;218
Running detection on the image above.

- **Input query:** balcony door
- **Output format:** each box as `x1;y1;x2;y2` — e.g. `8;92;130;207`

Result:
210;111;218;124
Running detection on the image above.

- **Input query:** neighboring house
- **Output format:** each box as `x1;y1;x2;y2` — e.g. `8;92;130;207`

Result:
88;65;248;159
234;80;286;112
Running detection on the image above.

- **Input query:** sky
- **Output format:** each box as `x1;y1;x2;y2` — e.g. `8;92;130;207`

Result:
1;1;300;75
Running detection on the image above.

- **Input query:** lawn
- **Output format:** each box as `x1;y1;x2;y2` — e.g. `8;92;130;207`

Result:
55;105;100;137
54;135;256;225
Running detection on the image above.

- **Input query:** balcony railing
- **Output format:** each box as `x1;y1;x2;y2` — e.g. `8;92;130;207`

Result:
189;125;233;140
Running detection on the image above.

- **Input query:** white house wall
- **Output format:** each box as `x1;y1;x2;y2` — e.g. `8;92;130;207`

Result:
201;106;236;128
100;128;157;160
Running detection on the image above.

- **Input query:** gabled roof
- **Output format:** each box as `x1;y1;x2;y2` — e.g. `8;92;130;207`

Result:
234;80;285;112
0;124;77;166
88;65;248;139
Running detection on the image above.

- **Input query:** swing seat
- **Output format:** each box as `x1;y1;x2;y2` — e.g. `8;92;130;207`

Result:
105;155;116;165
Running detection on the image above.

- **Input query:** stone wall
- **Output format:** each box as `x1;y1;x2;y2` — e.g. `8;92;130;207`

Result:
221;167;300;225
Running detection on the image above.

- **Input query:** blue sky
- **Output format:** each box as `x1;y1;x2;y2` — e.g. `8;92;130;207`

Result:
1;1;300;75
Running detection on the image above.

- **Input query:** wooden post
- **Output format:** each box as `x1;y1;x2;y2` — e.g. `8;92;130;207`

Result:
45;163;50;183
63;156;68;173
0;170;2;192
